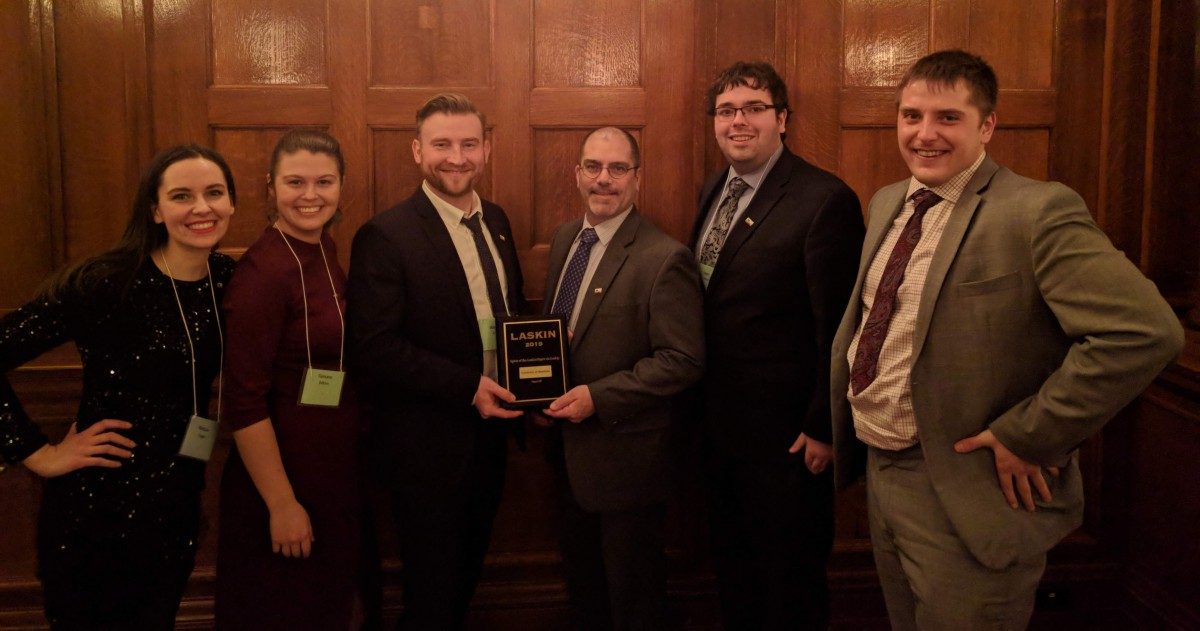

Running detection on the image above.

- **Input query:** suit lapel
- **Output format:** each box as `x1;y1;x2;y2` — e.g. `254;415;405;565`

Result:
544;218;583;311
912;156;1001;355
413;191;479;330
570;210;639;350
844;184;909;326
706;150;796;290
690;171;727;250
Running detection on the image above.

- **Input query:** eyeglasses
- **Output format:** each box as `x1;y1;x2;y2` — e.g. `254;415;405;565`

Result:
579;162;639;179
712;103;779;121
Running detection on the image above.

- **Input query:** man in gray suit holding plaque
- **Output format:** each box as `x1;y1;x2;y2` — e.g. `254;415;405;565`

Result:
831;50;1184;629
538;127;704;630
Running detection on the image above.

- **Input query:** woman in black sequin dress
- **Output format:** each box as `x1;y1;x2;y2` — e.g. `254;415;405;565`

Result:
0;145;237;629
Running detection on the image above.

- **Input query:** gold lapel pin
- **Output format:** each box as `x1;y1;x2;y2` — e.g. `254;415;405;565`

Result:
744;217;755;227
593;287;603;294
498;234;507;241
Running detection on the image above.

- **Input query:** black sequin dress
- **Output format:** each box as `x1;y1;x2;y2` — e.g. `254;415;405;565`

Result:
0;253;234;628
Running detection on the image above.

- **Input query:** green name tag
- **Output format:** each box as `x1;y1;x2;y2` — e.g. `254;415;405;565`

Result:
299;368;345;407
479;318;497;352
178;414;217;461
698;263;714;288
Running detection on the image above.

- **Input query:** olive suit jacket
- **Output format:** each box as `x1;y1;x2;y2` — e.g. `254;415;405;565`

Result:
545;209;705;512
831;156;1184;569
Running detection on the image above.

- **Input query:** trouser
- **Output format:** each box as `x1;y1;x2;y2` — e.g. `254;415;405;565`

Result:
867;445;1046;631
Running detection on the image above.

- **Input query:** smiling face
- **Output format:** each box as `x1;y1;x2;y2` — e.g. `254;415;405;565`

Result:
412;112;490;211
713;84;787;174
576;129;640;226
152;157;234;256
897;78;996;187
270;150;341;243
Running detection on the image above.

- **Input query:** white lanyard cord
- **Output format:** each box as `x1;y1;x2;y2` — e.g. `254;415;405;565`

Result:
159;253;224;421
275;227;346;371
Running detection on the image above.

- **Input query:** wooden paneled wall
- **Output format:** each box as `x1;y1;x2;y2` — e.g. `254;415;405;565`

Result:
2;0;1197;628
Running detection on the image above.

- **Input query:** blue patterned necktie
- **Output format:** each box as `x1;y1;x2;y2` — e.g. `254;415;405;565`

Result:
551;228;600;318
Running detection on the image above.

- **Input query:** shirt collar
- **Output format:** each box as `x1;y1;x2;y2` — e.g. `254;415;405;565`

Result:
906;150;987;204
725;143;784;194
582;207;633;246
423;180;483;224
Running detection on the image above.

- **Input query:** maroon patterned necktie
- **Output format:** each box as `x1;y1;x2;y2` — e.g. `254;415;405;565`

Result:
849;188;943;395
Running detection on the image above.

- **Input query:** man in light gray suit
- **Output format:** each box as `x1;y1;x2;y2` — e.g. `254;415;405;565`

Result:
831;50;1184;630
538;127;704;630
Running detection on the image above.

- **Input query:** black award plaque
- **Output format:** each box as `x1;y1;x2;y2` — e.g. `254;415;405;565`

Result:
496;315;570;408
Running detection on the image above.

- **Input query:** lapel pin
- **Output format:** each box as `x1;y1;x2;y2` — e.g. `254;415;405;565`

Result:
498;234;507;241
593;287;603;294
744;217;755;227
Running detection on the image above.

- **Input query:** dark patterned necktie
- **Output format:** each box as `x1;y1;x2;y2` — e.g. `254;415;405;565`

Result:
461;213;509;317
849;188;943;395
698;176;750;267
551;228;599;319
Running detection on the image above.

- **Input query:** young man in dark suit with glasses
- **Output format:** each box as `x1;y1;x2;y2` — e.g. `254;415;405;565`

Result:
692;61;865;630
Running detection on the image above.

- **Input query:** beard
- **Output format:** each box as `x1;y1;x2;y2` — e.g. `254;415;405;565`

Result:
423;165;480;201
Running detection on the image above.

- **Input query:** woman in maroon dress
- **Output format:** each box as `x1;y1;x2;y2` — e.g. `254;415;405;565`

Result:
216;129;365;629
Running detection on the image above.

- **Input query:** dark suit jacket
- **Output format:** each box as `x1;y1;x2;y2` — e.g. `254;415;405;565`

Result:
546;209;704;512
692;148;864;462
830;156;1184;569
346;188;525;489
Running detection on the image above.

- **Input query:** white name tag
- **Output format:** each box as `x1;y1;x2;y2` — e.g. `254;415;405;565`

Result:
299;368;346;407
178;414;218;461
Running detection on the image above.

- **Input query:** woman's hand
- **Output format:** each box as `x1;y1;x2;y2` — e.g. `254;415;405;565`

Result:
269;499;314;558
22;419;136;478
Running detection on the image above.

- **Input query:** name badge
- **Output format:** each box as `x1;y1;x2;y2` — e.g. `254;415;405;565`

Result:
479;318;497;352
178;414;218;461
698;263;715;288
299;368;346;407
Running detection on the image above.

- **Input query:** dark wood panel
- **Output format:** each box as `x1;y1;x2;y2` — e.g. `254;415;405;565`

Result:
369;0;492;88
930;0;971;51
838;128;909;212
987;128;1051;181
208;87;332;125
968;0;1055;89
54;0;139;263
1096;0;1152;257
789;0;846;173
1126;388;1200;624
211;0;327;86
534;0;641;87
366;88;497;126
211;127;291;249
639;0;697;244
1;0;56;306
843;0;930;87
528;88;646;126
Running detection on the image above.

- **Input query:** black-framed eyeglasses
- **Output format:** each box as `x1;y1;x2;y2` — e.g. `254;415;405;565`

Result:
712;103;779;121
579;162;639;179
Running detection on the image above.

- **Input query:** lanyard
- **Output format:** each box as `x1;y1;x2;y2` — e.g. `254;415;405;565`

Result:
274;227;346;371
159;253;224;422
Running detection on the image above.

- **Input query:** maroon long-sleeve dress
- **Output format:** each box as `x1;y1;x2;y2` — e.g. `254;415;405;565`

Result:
215;228;364;630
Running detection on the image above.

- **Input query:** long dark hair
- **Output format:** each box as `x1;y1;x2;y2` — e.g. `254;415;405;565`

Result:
40;144;237;300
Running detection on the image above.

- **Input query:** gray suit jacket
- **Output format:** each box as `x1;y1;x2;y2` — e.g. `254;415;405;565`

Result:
545;209;705;512
831;156;1184;569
